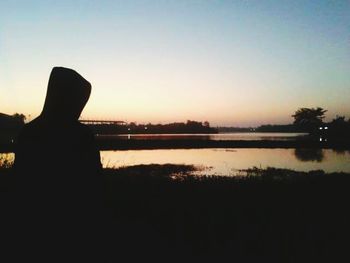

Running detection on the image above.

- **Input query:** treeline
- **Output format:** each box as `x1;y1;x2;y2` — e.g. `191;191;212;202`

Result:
291;107;350;139
255;124;306;133
317;116;350;139
89;120;218;135
217;127;253;133
219;107;350;139
0;113;25;143
218;125;306;133
2;108;349;139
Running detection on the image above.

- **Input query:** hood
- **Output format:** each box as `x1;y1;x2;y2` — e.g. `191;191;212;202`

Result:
41;67;91;121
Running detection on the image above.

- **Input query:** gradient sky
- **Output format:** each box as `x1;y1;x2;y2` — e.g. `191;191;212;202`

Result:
1;0;349;126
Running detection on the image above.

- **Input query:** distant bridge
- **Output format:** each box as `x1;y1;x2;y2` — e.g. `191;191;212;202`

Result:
79;120;127;125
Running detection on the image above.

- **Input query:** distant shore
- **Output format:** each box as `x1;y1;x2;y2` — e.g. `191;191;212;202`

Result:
1;138;350;153
97;138;350;151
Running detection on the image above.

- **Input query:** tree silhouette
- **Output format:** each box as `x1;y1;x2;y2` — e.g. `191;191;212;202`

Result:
292;107;327;131
12;113;26;124
331;115;346;124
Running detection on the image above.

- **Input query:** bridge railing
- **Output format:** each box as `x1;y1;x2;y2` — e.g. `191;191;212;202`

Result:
79;120;127;125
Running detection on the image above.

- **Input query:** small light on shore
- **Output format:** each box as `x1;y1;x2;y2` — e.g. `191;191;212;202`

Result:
325;126;328;130
319;127;323;130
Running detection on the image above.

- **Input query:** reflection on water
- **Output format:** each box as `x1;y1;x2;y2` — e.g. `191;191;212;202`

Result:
333;149;350;155
101;148;350;175
294;149;324;162
97;132;308;141
2;148;350;176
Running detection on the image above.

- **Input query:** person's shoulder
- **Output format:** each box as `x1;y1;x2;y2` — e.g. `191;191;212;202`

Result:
76;121;93;132
15;117;47;149
17;117;42;138
75;121;95;138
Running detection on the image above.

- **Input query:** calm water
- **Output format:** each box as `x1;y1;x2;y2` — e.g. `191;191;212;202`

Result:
101;148;350;175
2;147;349;176
97;132;308;141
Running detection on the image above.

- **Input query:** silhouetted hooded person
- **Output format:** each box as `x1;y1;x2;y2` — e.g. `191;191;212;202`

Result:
15;66;101;170
12;67;106;260
15;67;102;188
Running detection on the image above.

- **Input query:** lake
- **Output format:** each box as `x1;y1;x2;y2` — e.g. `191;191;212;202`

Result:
2;147;349;175
101;148;350;175
97;132;309;141
2;131;348;175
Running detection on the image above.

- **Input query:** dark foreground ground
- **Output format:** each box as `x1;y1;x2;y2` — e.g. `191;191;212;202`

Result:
1;165;350;262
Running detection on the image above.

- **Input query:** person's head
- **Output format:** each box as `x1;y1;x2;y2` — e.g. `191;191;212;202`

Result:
41;67;91;121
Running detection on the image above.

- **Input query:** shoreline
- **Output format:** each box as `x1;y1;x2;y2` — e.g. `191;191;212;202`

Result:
1;164;349;261
1;139;350;153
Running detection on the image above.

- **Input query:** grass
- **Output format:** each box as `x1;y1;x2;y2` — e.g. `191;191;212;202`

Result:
1;163;350;261
104;165;350;261
0;154;14;169
105;163;198;178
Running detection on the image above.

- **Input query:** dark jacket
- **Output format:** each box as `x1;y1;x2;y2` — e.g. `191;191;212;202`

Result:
14;67;102;191
11;67;105;260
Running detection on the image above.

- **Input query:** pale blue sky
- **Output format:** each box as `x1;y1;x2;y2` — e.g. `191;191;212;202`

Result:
1;0;349;126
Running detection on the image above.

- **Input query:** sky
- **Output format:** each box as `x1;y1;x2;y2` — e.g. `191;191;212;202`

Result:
1;0;349;127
